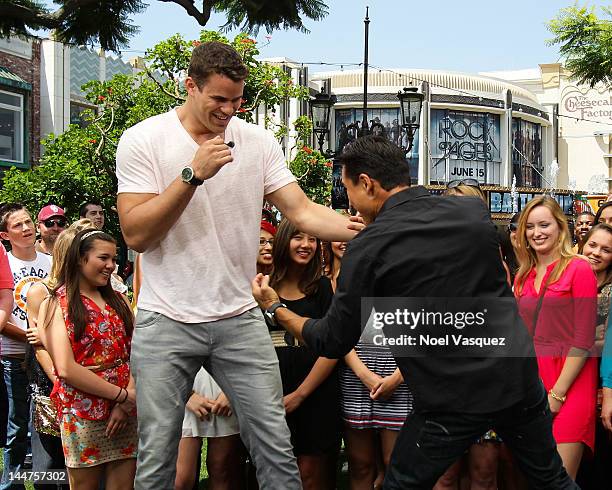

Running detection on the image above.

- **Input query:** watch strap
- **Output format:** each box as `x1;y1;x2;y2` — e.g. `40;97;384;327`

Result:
267;302;287;316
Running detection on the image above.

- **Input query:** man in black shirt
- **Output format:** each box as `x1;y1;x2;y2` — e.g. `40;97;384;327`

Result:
253;136;577;489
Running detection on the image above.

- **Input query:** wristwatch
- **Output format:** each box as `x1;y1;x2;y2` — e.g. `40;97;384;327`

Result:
264;302;287;327
181;166;204;186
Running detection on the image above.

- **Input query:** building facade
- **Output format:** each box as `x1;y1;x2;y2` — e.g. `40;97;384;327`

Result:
312;69;573;218
0;36;41;172
482;64;612;195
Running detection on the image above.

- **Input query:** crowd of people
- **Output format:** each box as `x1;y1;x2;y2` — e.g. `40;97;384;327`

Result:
0;39;611;490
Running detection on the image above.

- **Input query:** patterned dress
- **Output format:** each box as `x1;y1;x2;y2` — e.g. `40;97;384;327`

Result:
52;286;137;468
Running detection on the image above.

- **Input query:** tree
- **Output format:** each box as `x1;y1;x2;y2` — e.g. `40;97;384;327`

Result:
0;0;328;52
0;31;327;239
547;5;612;87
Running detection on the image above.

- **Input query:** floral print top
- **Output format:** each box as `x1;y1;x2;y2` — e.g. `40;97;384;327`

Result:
51;285;132;421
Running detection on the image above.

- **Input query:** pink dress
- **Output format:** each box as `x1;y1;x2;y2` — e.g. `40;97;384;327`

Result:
515;258;598;452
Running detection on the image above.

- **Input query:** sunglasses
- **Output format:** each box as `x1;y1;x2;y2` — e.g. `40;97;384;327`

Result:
43;218;67;228
259;238;274;246
447;178;481;189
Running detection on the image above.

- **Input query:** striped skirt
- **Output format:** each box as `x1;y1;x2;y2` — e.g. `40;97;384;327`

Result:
340;342;413;430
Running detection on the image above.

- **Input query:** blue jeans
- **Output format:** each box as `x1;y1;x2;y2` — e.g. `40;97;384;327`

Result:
131;308;301;490
1;358;30;490
383;384;578;489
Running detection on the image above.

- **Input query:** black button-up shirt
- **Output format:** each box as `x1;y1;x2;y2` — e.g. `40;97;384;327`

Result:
303;186;540;413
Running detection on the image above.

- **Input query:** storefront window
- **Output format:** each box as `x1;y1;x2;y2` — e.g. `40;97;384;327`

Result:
429;109;501;185
0;90;23;164
334;108;419;181
512;118;542;188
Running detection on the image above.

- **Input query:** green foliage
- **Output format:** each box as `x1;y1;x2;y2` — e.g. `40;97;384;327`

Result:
0;1;145;52
1;1;329;53
289;145;332;206
0;31;328;234
548;5;612;87
215;0;329;34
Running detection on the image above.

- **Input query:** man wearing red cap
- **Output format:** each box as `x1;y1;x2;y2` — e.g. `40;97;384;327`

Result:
35;205;67;256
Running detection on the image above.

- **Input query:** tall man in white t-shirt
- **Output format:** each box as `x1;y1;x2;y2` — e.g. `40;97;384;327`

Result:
0;204;51;489
116;42;358;489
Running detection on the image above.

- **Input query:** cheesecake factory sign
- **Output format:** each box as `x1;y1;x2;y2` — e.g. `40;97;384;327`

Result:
562;85;612;122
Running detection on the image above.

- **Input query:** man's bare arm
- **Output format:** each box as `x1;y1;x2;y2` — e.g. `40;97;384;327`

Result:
118;184;195;253
267;182;360;242
118;136;233;252
0;290;24;342
1;321;27;343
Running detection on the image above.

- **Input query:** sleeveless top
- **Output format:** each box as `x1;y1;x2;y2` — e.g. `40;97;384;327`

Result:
51;286;132;421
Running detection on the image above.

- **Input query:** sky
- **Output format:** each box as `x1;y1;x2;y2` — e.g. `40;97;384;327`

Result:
117;0;610;75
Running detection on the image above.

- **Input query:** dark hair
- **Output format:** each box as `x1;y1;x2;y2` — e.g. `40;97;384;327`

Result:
52;230;133;341
270;219;322;297
0;203;28;232
188;42;249;88
579;223;612;290
576;211;595;221
79;200;102;218
594;202;612;224
336;135;410;191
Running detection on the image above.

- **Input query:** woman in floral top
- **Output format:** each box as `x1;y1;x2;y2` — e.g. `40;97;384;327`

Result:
40;229;137;489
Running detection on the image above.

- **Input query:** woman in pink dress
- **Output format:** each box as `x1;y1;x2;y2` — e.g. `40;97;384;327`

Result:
514;196;598;479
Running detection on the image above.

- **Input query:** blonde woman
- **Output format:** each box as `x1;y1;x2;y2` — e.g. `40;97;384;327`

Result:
514;196;597;479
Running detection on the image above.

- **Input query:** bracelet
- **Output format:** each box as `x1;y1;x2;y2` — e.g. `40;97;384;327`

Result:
118;388;128;404
549;389;566;403
112;386;123;402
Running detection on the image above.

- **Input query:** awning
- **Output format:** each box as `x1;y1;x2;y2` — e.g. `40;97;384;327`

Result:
0;66;31;91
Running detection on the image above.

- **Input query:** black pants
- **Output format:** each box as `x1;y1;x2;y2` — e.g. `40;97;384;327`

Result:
384;384;578;489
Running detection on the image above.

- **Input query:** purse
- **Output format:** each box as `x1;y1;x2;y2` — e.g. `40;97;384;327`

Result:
32;393;60;437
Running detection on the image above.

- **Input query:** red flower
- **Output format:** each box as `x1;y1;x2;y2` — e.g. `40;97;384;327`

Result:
237;107;248;113
121;443;136;456
88;139;97;144
63;420;77;433
325;161;333;168
97;95;106;102
192;41;201;47
80;446;100;463
302;146;313;154
309;157;317;164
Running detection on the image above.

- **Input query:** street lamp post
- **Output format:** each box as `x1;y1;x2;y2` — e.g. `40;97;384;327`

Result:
308;6;423;154
309;90;337;155
397;87;424;153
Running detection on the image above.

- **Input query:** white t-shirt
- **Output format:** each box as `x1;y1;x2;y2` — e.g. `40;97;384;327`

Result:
2;251;51;355
116;109;295;323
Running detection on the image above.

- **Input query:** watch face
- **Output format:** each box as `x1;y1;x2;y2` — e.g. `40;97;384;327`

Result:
181;167;194;181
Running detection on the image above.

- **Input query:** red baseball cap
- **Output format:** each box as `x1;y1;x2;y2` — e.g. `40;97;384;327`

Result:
260;220;277;236
38;204;65;222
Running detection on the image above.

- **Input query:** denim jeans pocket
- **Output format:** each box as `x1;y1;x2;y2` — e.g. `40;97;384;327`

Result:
416;419;458;460
135;310;162;329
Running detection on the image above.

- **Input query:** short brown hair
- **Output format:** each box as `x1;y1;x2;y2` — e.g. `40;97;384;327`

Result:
0;203;28;232
188;42;248;88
